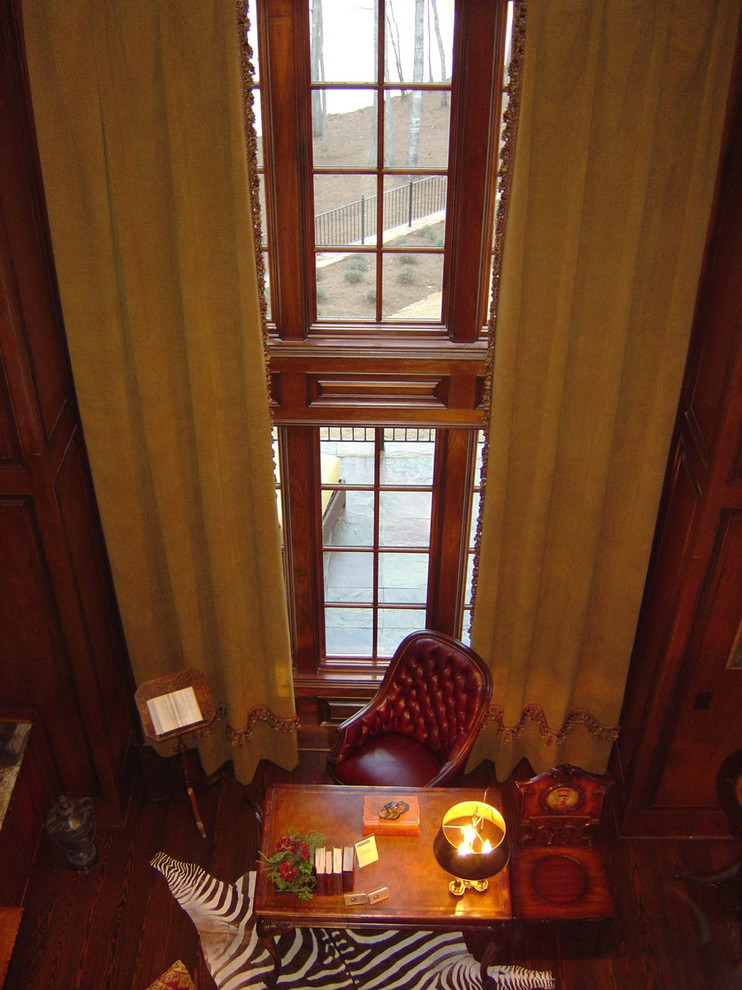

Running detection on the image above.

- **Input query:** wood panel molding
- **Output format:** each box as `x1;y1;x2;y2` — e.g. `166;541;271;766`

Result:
307;373;449;408
268;338;487;422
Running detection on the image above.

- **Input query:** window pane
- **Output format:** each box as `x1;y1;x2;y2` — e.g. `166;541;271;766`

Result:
382;176;446;246
475;432;485;477
315;175;377;247
316;252;377;319
460;610;473;648
262;249;271;320
379;491;431;547
252;95;264;167
380;435;435;484
378;609;427;655
384;90;450;169
325;489;373;547
324;550;373;603
382;253;442;321
385;218;446;250
271;430;282;542
464;551;475;607
469;491;480;548
257;174;268;246
384;0;454;85
246;10;260;82
322;430;375;483
312;89;375;168
310;1;377;83
379;552;428;603
325;607;373;656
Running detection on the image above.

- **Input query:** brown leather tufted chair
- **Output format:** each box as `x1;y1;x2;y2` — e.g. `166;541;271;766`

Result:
327;630;493;788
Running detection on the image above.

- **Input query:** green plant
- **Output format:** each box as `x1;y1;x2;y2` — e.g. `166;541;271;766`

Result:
260;829;326;900
345;255;369;272
420;224;444;247
397;264;415;284
344;268;364;284
398;253;417;265
365;289;376;305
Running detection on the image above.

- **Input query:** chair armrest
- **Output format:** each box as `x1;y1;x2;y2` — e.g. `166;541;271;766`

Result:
423;728;480;787
328;699;391;768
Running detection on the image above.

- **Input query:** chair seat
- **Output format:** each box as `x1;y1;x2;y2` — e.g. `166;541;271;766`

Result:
332;732;442;787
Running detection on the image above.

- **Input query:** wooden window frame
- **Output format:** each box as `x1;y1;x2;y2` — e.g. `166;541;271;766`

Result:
253;0;510;688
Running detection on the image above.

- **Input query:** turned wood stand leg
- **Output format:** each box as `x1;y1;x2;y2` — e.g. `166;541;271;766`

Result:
177;738;206;838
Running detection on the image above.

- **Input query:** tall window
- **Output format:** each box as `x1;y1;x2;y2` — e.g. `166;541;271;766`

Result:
310;2;452;324
250;0;513;680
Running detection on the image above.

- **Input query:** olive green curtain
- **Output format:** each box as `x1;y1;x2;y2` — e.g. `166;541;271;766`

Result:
23;0;298;782
470;0;741;778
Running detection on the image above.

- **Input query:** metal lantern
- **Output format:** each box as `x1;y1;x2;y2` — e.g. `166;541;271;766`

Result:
45;794;98;871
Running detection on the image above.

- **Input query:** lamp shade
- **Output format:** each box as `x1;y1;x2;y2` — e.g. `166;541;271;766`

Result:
433;801;509;883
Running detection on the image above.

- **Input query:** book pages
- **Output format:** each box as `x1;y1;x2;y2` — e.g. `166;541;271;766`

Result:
146;686;203;736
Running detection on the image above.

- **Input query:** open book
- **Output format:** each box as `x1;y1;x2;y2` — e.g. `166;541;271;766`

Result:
146;686;203;736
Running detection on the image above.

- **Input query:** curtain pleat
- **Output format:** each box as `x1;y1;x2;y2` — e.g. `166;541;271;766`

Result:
470;0;741;778
23;0;298;782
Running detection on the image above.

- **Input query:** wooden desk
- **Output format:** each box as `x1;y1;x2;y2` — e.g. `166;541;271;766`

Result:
256;784;615;985
255;784;512;986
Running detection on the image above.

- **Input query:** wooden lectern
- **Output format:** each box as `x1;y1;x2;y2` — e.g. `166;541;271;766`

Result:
135;668;216;838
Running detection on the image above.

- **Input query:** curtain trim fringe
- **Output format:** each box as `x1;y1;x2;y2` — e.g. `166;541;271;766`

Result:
483;704;620;745
225;705;301;746
469;0;527;626
236;1;271;386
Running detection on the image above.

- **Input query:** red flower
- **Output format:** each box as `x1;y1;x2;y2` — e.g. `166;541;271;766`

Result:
279;859;298;882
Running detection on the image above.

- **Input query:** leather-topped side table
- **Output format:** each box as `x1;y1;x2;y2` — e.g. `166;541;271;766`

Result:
135;668;216;838
511;765;615;954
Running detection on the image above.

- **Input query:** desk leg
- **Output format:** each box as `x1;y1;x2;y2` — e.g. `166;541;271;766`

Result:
177;738;206;838
464;924;510;988
256;917;294;988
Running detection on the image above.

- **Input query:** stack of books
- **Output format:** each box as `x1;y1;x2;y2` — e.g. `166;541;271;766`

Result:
313;845;355;895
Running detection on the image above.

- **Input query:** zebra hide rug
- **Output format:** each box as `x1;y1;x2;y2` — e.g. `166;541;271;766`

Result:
151;852;556;990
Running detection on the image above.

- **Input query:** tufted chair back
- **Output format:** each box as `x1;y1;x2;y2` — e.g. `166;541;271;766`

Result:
327;630;493;788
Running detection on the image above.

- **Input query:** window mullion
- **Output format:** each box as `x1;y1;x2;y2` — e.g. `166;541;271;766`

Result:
444;0;508;341
260;0;314;338
427;429;479;636
372;428;383;657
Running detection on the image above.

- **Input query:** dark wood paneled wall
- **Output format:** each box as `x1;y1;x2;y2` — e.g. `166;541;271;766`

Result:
0;0;135;858
615;37;742;837
2;0;742;863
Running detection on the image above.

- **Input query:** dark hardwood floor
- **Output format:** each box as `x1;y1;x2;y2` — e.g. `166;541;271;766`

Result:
5;748;741;989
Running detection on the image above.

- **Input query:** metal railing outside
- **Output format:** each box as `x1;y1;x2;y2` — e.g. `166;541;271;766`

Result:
315;175;447;247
